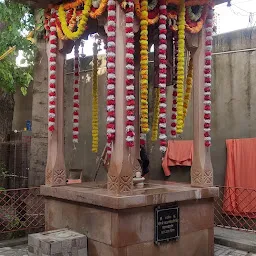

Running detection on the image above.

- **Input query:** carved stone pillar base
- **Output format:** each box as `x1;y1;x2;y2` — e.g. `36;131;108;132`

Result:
46;169;66;186
107;174;133;193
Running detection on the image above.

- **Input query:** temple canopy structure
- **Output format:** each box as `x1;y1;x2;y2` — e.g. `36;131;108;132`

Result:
12;0;228;254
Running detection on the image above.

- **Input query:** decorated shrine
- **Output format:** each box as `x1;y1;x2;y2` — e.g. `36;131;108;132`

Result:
14;0;227;254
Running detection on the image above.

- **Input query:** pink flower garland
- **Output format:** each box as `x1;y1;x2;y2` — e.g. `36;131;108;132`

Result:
158;0;168;153
48;9;57;133
106;0;116;158
125;0;136;148
170;33;178;138
204;7;214;147
73;44;80;143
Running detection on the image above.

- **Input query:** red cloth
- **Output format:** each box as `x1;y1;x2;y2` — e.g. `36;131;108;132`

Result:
162;140;193;177
223;138;256;217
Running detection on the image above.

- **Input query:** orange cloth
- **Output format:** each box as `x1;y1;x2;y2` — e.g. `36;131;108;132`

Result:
162;140;193;177
223;138;256;217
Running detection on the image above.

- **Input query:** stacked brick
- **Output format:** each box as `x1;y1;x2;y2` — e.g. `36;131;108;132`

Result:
28;229;87;256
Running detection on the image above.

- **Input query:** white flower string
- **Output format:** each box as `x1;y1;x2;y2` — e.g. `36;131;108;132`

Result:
204;7;214;147
106;0;116;157
48;9;57;133
73;43;80;144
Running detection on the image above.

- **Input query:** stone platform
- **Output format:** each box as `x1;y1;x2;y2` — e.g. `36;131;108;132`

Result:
41;181;218;256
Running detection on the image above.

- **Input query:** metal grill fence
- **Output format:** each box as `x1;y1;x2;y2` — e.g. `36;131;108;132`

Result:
214;186;256;233
0;187;44;239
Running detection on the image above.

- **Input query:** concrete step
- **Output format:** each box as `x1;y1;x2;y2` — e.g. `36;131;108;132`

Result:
215;227;256;253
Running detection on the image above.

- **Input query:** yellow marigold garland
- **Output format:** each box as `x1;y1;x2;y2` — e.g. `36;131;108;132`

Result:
57;9;77;40
176;0;185;134
140;0;149;135
183;55;193;121
92;42;99;153
151;87;160;142
90;0;108;18
58;0;91;41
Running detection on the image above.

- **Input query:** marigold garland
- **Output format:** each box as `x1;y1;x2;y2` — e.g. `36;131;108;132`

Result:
176;0;185;135
135;0;159;25
151;87;160;142
73;43;80;144
106;0;116;158
204;6;214;147
183;54;193;121
158;0;168;153
56;9;77;40
125;0;136;148
92;42;99;153
90;0;108;18
170;33;178;138
48;9;58;133
140;0;149;146
58;0;91;40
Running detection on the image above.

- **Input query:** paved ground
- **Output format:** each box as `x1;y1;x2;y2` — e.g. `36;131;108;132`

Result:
0;244;253;256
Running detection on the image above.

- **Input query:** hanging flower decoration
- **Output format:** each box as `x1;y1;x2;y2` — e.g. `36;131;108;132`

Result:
90;0;108;18
58;0;91;40
167;3;178;32
158;0;168;153
148;0;157;11
170;33;178;138
125;0;136;148
140;0;149;146
204;6;214;147
135;0;159;25
48;9;58;133
92;41;99;153
187;5;203;21
106;0;116;158
56;9;77;40
73;43;80;144
151;87;160;142
176;0;185;135
185;4;208;33
183;54;193;120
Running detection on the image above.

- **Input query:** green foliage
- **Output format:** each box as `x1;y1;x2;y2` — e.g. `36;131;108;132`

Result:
0;0;36;93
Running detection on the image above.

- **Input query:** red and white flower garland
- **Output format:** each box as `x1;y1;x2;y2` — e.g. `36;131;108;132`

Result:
170;33;178;138
106;0;116;157
158;0;168;153
48;9;58;133
73;44;80;143
204;7;214;147
125;0;136;148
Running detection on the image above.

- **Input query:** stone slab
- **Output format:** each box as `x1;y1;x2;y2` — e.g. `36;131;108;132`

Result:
41;181;219;210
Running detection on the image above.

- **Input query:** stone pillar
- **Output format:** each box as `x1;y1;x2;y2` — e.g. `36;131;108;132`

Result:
107;4;134;193
189;30;213;187
45;41;66;186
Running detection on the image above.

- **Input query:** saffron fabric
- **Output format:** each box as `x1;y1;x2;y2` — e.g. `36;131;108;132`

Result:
223;138;256;217
162;140;193;177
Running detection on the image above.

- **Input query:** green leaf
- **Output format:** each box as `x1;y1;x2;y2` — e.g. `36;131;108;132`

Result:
20;86;27;96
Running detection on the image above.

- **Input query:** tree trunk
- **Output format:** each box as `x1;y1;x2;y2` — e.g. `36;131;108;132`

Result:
0;90;14;142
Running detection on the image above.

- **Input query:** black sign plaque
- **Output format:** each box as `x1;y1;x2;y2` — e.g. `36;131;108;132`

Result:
154;204;179;244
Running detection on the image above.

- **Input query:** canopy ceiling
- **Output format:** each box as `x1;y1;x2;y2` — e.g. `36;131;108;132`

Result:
15;0;229;8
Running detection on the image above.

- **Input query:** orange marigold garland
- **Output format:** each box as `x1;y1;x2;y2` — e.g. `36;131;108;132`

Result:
48;9;58;133
183;54;193;120
140;0;149;146
106;0;116;157
176;0;185;134
73;43;80;144
158;0;168;153
126;0;136;148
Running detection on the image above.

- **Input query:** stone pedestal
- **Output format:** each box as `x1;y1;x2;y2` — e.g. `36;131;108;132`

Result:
41;181;218;256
